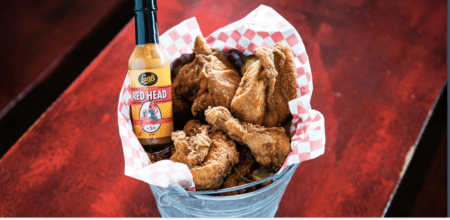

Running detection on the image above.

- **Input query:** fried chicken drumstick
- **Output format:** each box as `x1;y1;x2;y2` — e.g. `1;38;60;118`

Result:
205;106;291;169
170;120;239;190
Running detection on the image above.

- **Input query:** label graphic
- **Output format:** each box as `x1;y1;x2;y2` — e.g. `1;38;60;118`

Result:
138;72;158;86
139;101;162;133
129;68;173;140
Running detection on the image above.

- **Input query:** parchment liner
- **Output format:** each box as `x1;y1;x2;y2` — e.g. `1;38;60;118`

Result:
117;5;326;191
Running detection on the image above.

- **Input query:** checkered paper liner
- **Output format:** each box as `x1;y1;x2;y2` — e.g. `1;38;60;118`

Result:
117;5;326;191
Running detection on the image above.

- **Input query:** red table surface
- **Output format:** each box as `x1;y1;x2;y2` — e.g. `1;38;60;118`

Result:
0;0;128;113
0;0;446;217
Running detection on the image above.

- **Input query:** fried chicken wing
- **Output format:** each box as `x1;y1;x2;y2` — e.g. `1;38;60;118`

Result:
205;106;291;169
172;36;241;118
229;42;297;127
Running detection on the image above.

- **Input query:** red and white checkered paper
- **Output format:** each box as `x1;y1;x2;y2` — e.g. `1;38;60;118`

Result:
117;5;325;191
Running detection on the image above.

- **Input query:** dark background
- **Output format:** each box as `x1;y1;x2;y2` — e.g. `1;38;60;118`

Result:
0;0;446;217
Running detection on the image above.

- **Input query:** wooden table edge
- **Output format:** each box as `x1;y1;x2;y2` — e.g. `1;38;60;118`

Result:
381;81;448;216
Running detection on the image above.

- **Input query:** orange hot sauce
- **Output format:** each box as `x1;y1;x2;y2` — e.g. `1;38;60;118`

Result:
128;0;173;152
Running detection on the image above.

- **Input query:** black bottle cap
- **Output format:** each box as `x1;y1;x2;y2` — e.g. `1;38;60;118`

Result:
134;0;157;11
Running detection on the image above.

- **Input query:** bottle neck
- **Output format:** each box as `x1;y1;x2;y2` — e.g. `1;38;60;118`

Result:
135;10;159;45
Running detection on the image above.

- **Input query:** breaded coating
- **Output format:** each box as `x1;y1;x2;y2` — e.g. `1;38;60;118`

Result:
170;119;239;190
230;42;297;127
190;130;239;190
172;36;241;117
183;119;209;137
263;42;298;127
169;129;211;169
205;106;290;169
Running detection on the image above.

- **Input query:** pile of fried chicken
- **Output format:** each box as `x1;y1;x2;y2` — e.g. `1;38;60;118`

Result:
166;36;297;194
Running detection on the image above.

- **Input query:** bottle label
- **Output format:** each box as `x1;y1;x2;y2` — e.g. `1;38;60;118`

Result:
129;68;173;140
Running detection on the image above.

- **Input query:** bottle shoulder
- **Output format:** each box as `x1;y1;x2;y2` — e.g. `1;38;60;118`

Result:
128;43;171;70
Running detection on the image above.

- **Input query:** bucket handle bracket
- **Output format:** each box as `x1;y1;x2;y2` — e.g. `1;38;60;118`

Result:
158;183;190;207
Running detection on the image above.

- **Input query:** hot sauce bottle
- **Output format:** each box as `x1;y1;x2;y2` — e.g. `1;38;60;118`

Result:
129;0;173;152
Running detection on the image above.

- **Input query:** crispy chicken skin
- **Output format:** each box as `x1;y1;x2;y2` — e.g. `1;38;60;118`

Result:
263;42;298;127
169;38;298;192
170;129;211;169
229;47;278;125
170;119;239;190
182;119;207;136
190;130;239;190
230;42;297;127
172;36;241;117
256;47;278;110
205;106;291;168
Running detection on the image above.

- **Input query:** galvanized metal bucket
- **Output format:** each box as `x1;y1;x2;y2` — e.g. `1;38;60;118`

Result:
149;163;299;217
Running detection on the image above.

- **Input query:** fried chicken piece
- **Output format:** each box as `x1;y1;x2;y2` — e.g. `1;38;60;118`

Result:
268;127;291;168
170;120;212;168
190;130;239;190
205;106;291;169
229;47;277;125
193;35;213;55
263;43;298;127
169;128;211;169
230;42;297;127
257;47;278;110
182;119;207;136
172;36;241;117
170;119;239;190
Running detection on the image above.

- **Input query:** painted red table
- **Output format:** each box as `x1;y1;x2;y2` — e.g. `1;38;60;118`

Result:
0;0;131;113
0;0;134;154
0;0;446;217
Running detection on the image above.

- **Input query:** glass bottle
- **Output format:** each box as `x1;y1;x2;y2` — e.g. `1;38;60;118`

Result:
128;0;173;153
